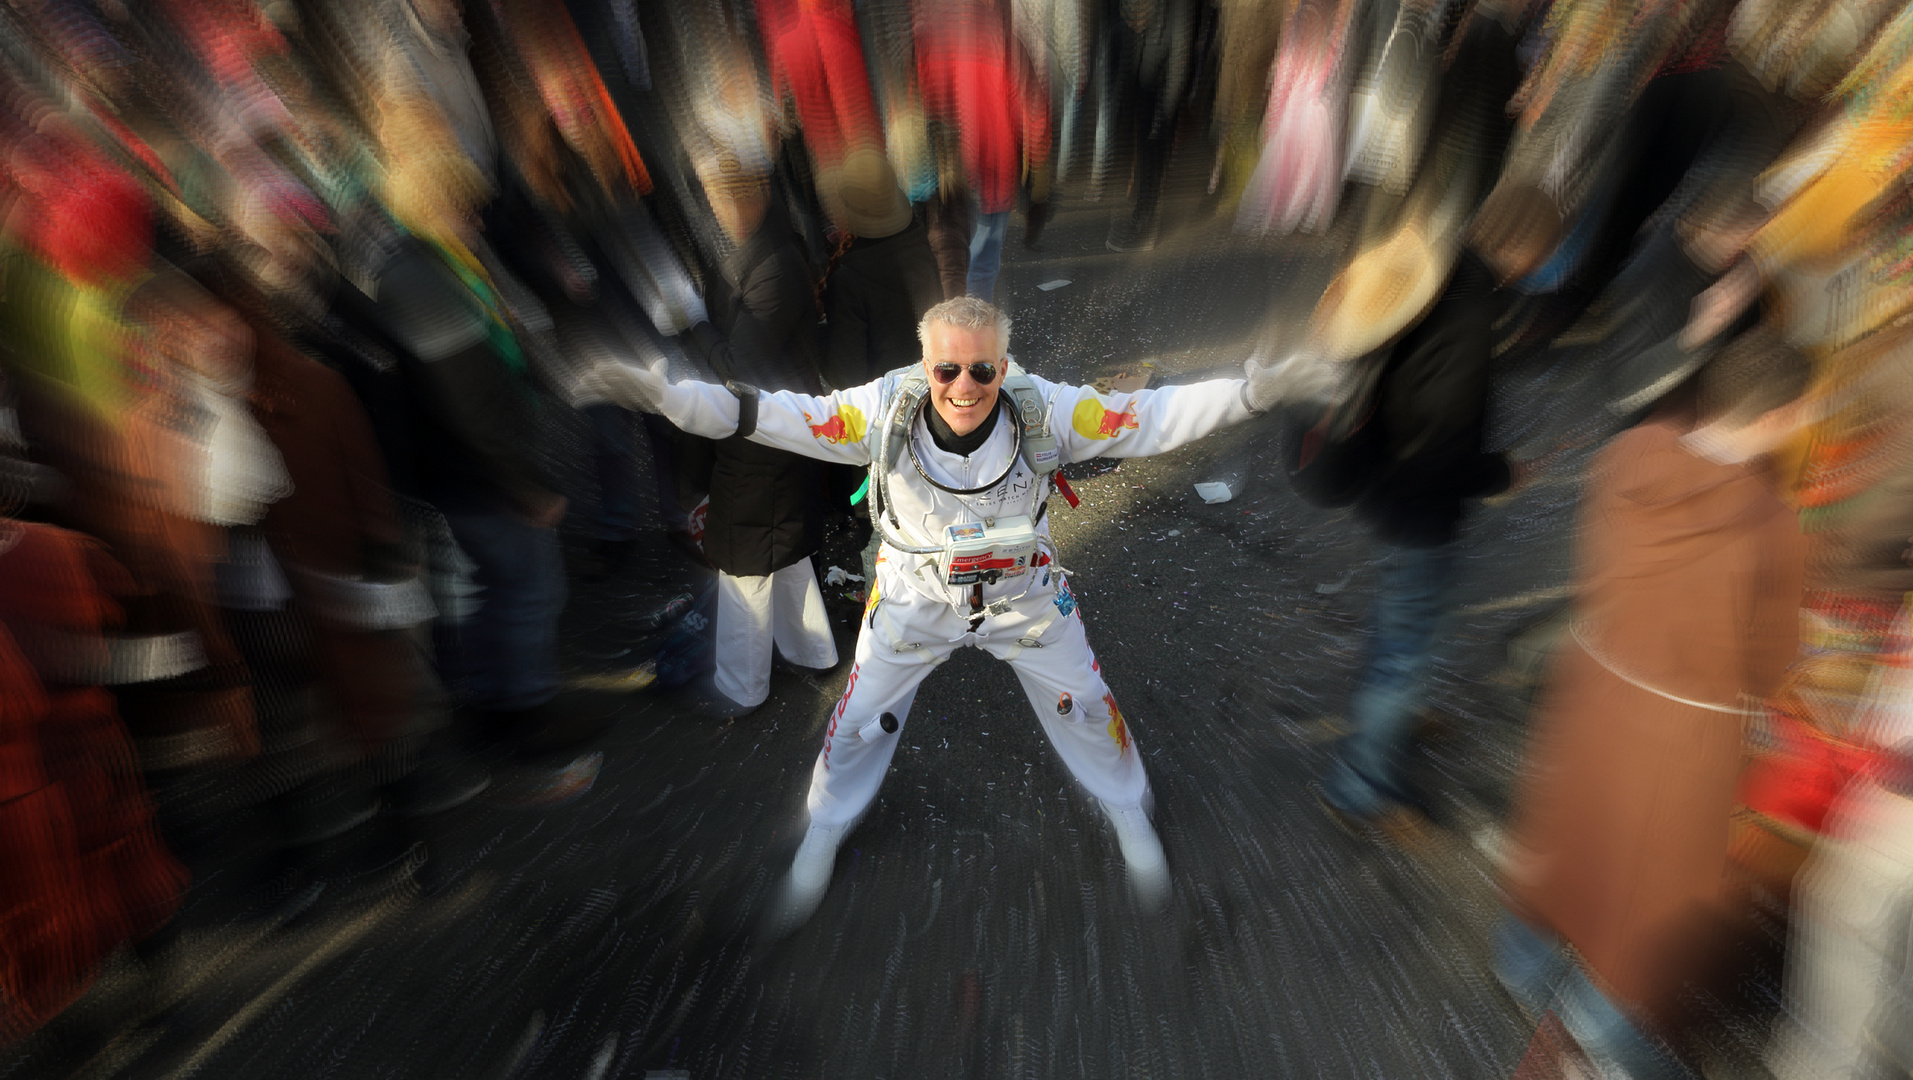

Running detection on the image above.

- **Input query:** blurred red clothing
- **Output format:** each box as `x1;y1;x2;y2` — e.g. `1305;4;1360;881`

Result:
0;522;186;1040
914;4;1050;214
758;0;883;170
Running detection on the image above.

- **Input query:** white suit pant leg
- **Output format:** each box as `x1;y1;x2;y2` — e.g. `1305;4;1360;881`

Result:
770;557;838;670
1768;778;1913;1080
714;570;776;707
804;603;953;828
994;611;1149;809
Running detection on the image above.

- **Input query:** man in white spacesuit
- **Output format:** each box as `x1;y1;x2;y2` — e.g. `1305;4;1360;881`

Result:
585;295;1297;927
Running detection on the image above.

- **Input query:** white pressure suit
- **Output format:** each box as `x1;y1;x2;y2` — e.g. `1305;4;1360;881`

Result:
650;362;1257;827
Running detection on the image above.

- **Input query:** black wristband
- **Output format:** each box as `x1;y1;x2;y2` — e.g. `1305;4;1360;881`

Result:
725;380;759;439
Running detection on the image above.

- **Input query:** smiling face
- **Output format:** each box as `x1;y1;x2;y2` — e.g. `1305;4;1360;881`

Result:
920;321;1005;436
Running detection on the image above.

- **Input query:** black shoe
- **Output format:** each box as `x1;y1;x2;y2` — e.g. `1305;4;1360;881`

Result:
1312;786;1438;853
1312;785;1368;841
1024;201;1053;248
277;774;379;848
1106;215;1158;253
391;744;491;817
513;690;619;760
589;538;637;580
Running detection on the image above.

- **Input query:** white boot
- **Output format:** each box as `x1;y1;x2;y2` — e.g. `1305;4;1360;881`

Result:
768;820;851;934
1100;799;1170;911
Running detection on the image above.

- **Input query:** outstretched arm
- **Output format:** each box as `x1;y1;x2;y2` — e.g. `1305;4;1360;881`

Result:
1042;375;1258;464
582;360;884;466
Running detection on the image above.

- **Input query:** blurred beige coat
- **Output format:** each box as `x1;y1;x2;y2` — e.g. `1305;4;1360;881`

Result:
1505;413;1803;1025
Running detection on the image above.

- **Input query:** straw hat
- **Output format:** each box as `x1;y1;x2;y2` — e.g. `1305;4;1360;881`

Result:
821;148;913;238
1308;222;1449;361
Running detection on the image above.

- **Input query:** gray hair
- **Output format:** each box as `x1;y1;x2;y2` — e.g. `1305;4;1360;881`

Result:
917;295;1011;353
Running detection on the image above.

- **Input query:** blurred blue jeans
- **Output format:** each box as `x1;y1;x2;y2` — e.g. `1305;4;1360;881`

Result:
442;509;566;711
1325;541;1458;817
585;403;641;541
966;207;1011;301
1494;914;1694;1078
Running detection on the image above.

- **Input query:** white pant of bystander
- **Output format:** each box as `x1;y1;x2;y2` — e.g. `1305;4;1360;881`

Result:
714;557;839;708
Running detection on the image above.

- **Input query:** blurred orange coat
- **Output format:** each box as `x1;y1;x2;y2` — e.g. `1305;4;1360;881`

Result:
1505;414;1803;1026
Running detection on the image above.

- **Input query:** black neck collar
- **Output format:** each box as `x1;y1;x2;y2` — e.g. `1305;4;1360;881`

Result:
924;394;1003;456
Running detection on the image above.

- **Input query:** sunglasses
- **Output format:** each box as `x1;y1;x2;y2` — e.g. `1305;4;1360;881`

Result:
931;362;1000;385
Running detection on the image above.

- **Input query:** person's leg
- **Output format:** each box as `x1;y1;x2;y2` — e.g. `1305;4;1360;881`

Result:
714;570;775;709
771;596;957;930
1768;776;1913;1080
442;511;564;713
1493;912;1573;1018
768;557;838;671
923;192;973;300
438;511;506;707
1553;967;1695;1080
803;595;956;827
997;612;1148;811
994;600;1163;906
965;207;1012;301
639;412;690;533
1325;541;1459;817
585;404;640;543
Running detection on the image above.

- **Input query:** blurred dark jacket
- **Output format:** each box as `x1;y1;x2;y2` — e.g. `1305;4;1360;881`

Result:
364;238;560;518
1353;250;1513;547
821;217;941;389
681;213;827;577
1506;413;1803;1027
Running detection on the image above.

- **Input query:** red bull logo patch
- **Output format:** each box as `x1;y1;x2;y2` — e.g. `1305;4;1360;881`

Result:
1103;692;1131;753
1071;396;1140;440
805;403;868;445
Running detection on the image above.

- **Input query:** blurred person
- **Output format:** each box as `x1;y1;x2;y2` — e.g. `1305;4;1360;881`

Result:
1496;328;1810;1078
819;150;944;392
1313;183;1561;839
915;0;1053;298
461;0;670;579
669;154;838;715
365;96;595;762
1235;0;1353;238
381;0;499;187
1491;0;1768;357
0;380;187;1049
1098;0;1196;251
1207;0;1283;207
818;148;943;583
756;0;885;179
110;271;280;784
0;128;267;875
203;248;490;860
1764;604;1913;1080
581;295;1309;929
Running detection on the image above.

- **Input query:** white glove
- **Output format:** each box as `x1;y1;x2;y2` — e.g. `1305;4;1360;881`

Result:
574;356;670;413
1243;349;1340;413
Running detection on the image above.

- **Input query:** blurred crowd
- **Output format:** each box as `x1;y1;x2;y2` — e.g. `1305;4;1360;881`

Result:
3;0;1913;1076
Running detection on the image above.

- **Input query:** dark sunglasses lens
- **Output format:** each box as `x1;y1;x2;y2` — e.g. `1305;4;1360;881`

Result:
932;364;961;383
970;364;998;383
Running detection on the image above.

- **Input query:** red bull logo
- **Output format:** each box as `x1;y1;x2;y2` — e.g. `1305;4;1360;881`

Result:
1072;396;1140;440
805;403;868;445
